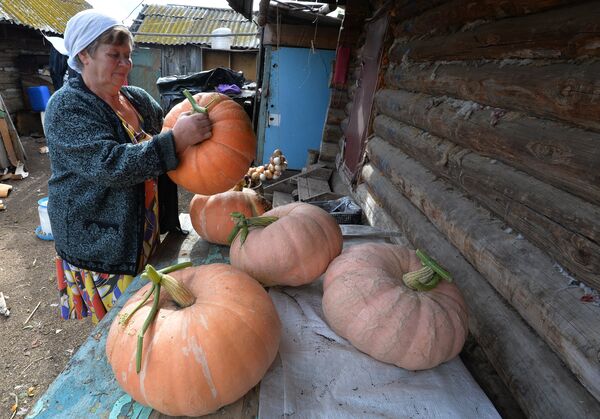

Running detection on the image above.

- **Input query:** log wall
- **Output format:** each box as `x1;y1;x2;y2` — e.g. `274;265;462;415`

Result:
324;0;600;416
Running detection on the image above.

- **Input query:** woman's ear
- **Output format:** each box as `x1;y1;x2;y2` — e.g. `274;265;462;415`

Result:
78;51;90;67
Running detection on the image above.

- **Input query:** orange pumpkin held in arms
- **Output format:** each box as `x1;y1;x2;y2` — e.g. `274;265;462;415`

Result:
163;91;256;195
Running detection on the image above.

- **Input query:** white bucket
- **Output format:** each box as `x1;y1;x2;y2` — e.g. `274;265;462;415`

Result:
38;197;52;235
211;27;232;50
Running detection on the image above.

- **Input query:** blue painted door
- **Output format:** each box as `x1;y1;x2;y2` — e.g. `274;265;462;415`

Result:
263;47;335;169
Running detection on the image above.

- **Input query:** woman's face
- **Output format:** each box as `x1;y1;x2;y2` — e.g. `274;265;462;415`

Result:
79;42;132;89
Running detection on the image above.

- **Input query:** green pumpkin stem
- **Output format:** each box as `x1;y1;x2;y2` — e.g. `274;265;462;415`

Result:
136;283;161;373
117;262;194;374
402;250;453;291
183;89;219;114
227;212;279;245
145;265;196;308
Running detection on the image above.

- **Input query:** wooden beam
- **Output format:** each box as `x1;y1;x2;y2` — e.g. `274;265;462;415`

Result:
365;137;600;402
394;0;586;39
392;1;600;61
385;61;600;133
373;114;600;288
356;173;600;418
375;89;600;204
297;177;332;201
390;0;452;23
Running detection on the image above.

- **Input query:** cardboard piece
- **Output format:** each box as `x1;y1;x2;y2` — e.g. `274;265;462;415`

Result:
0;183;12;198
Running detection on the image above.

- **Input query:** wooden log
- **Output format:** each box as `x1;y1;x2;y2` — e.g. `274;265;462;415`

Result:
391;1;600;61
322;124;342;143
385;61;600;133
356;171;600;418
375;89;600;204
394;0;586;39
353;183;411;247
373;114;600;288
390;0;452;23
326;108;346;125
365;137;600;402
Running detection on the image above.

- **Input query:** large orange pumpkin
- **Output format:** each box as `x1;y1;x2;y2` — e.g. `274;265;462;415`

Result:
164;93;256;195
189;188;270;245
322;243;468;370
229;202;343;287
105;264;281;416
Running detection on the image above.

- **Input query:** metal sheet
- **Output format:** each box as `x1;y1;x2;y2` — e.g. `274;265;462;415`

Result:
129;47;162;103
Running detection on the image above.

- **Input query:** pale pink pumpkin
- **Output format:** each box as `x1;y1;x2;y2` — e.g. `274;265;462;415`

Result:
105;264;281;416
322;243;468;370
229;202;343;287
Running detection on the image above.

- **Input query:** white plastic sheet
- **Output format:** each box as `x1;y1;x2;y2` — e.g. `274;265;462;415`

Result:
259;279;500;418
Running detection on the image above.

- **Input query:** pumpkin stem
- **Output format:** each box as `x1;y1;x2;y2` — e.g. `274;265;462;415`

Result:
183;90;219;114
145;265;196;308
227;212;279;245
402;250;453;291
117;262;194;374
119;262;194;326
136;283;161;373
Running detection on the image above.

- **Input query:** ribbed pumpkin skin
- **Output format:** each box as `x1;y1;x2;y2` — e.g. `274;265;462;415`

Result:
189;189;269;245
229;202;343;287
322;243;468;371
105;264;281;417
164;93;256;195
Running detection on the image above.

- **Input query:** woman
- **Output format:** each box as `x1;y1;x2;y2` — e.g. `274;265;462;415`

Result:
44;10;211;322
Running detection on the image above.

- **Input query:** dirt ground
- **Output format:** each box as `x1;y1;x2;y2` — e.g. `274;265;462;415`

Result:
0;135;194;418
0;135;93;418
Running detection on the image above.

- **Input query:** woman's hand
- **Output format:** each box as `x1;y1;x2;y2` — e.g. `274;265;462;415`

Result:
171;111;212;154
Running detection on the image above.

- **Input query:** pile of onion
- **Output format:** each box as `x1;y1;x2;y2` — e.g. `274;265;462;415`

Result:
244;149;288;187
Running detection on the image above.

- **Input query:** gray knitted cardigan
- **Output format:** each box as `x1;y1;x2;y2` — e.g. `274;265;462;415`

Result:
44;75;179;275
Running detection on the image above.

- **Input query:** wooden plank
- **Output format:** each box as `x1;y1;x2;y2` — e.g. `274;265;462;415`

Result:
356;174;600;418
272;190;294;207
0;118;18;166
262;164;325;191
375;89;600;205
318;141;338;163
385;60;600;133
394;0;586;39
373;115;600;287
303;165;332;180
0;92;25;164
390;0;452;23
297;177;331;202
150;386;259;418
263;23;339;50
392;1;600;61
365;139;600;402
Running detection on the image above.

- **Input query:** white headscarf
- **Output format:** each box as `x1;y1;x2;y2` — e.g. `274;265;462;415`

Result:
62;10;122;73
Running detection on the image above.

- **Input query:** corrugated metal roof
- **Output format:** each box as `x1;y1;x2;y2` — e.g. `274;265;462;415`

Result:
0;0;91;34
132;5;259;49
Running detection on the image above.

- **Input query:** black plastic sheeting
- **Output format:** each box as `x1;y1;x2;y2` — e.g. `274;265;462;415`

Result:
156;67;246;112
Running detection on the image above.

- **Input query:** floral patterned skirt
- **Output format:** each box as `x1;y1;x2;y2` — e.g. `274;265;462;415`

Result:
56;179;159;323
